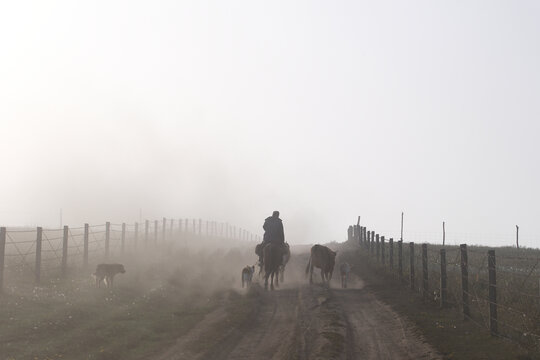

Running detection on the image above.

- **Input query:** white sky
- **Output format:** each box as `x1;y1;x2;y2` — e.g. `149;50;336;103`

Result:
1;1;539;247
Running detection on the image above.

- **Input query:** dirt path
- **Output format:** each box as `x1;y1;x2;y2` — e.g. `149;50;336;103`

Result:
335;288;441;360
154;278;441;360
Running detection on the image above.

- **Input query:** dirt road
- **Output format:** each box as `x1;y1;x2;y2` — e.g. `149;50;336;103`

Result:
155;280;441;360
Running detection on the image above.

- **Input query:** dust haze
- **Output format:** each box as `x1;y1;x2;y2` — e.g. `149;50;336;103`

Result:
1;1;540;247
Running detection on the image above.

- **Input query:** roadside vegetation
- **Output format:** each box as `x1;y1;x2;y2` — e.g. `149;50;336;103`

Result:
338;244;539;360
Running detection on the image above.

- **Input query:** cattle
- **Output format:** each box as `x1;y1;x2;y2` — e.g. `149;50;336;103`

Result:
263;243;282;290
93;263;126;288
339;261;351;288
241;265;255;288
305;244;337;285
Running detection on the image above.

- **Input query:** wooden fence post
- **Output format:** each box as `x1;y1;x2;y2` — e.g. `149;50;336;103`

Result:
376;234;380;262
460;244;470;320
170;219;174;239
154;220;158;245
364;228;368;249
347;226;353;242
366;230;371;252
134;222;138;249
0;227;6;292
62;225;69;276
35;227;42;284
389;238;394;269
422;244;428;300
488;250;498;335
206;221;209;237
440;248;447;308
381;236;386;265
105;222;110;258
398;240;403;280
162;217;167;242
198;219;202;235
145;220;149;245
409;242;415;291
121;223;126;254
83;224;89;267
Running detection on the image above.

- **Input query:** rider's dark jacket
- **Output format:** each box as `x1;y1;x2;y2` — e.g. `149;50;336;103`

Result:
263;216;285;245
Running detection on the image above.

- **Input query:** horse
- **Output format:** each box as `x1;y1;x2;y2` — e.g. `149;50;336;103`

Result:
263;243;282;290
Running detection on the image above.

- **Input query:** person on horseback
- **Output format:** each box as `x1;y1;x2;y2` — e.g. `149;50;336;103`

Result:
256;211;286;267
263;210;285;246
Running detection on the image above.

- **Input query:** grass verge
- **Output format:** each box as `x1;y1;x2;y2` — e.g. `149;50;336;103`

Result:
341;249;538;360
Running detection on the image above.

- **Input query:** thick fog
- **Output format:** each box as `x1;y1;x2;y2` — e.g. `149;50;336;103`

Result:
1;1;539;247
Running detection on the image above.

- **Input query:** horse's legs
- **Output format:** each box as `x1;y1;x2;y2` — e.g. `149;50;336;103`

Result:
264;272;269;290
270;272;275;291
275;270;279;288
309;264;314;284
279;266;284;282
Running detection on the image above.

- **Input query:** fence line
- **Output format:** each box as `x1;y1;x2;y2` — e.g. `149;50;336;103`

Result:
0;218;261;290
348;223;540;353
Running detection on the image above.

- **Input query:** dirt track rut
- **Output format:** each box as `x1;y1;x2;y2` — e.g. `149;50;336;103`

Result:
155;280;441;360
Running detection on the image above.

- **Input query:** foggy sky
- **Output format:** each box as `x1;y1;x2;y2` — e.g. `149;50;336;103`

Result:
1;1;539;247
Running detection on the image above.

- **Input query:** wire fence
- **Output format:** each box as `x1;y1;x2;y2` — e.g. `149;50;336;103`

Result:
348;224;540;354
0;218;260;288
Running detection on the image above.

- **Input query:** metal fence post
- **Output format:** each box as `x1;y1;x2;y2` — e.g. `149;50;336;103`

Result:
145;220;149;245
62;226;69;276
105;222;110;258
83;224;89;267
134;222;138;249
121;223;126;254
460;244;470;320
488;250;498;335
35;227;42;284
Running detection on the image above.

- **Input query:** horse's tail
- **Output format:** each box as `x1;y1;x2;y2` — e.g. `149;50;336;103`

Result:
305;255;312;276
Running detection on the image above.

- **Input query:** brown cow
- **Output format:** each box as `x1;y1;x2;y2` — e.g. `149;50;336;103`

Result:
305;244;337;284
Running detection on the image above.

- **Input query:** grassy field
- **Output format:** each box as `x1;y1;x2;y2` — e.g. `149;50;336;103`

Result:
338;244;540;360
0;242;257;360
